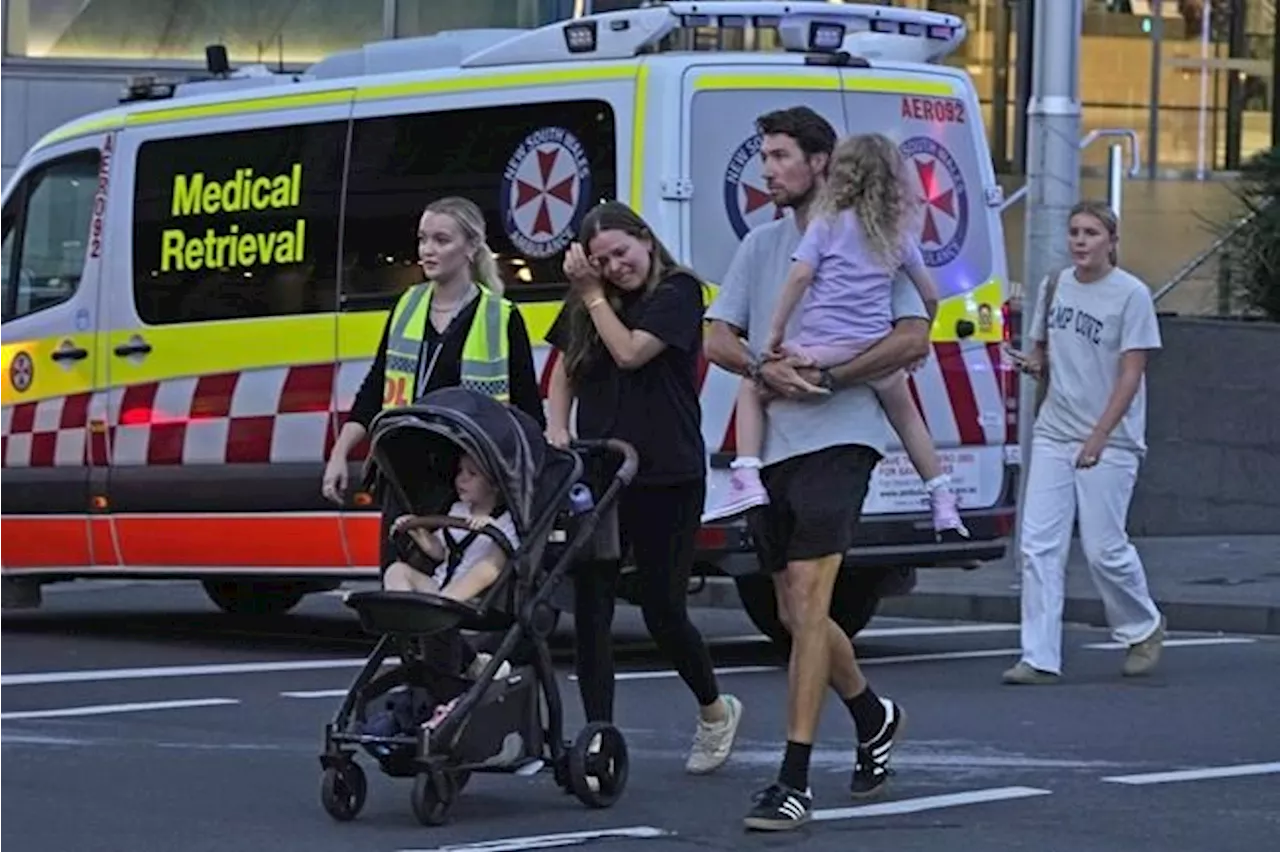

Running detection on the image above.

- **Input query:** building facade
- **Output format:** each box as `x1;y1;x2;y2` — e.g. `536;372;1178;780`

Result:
2;0;1276;186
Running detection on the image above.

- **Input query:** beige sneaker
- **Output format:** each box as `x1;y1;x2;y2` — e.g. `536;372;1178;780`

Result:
1123;615;1166;677
1001;661;1061;685
686;694;743;774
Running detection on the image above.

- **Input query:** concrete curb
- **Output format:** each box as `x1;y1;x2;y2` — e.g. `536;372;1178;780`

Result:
686;577;1280;637
876;593;1280;637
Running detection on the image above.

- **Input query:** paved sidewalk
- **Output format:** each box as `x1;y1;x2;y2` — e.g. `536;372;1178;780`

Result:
877;535;1280;636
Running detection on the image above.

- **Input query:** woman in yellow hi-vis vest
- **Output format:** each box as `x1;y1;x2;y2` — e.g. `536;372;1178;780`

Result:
321;196;545;568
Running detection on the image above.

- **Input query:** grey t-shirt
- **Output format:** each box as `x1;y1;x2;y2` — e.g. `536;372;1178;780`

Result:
1029;267;1162;455
705;214;929;467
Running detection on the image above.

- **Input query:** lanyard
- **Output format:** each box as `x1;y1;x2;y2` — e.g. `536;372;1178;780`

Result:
416;283;478;396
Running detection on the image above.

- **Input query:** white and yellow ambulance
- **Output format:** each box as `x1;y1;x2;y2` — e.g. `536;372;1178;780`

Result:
0;1;1018;644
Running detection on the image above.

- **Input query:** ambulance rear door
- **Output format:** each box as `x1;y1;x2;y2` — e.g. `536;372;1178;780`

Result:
103;94;354;572
1;132;117;573
837;66;1009;517
677;61;848;501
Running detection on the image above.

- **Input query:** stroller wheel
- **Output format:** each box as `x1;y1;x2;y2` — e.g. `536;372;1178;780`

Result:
410;771;453;826
320;762;368;821
568;722;628;809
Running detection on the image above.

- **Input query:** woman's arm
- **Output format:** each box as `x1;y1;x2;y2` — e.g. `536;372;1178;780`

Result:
546;354;574;439
1092;351;1147;439
585;299;667;370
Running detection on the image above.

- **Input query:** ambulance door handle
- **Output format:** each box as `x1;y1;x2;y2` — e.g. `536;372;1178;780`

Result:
114;339;153;357
955;319;976;339
51;346;89;362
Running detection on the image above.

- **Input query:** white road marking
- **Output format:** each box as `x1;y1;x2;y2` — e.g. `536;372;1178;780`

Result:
713;624;1021;645
1082;637;1256;651
1101;762;1280;786
281;689;350;699
588;647;1024;681
397;826;674;852
1;658;378;687
0;698;240;721
812;785;1053;822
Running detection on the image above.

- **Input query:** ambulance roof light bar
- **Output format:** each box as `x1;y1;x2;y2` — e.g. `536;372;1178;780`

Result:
461;2;966;68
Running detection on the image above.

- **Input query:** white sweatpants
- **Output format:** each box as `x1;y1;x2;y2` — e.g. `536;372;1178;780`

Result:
1018;436;1163;674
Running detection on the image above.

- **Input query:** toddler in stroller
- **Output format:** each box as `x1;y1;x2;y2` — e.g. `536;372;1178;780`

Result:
319;387;638;828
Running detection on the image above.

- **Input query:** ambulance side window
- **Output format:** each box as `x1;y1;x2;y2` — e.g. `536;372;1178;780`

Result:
131;121;347;325
1;152;100;324
340;99;618;309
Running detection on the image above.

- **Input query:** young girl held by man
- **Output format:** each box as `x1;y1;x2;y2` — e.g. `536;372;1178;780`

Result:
703;132;968;540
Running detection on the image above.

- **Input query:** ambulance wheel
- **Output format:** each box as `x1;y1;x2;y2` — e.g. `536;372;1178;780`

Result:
202;580;307;616
320;762;367;821
411;771;453;826
568;722;628;808
734;570;881;656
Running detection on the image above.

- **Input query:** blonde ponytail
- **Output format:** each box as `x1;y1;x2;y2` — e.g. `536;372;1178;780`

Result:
422;195;507;296
472;241;504;297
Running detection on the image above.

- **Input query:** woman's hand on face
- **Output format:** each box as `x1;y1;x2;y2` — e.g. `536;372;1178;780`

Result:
545;425;572;449
563;243;604;300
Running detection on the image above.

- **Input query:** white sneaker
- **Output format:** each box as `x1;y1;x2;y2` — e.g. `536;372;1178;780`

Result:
466;652;512;681
685;694;743;774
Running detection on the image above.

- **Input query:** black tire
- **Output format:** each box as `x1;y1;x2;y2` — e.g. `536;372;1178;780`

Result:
734;568;884;656
410;771;452;826
202;580;307;616
320;762;367;822
568;722;628;809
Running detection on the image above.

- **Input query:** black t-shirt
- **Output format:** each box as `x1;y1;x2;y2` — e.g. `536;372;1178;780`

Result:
347;294;545;430
546;271;706;485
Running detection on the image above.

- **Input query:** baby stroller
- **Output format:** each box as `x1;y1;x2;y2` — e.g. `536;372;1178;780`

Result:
317;386;638;827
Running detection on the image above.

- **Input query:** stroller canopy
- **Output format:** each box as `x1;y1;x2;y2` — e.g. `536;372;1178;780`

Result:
365;387;547;536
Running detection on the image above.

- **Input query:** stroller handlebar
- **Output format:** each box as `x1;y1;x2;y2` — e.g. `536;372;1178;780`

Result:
569;438;640;486
394;516;517;559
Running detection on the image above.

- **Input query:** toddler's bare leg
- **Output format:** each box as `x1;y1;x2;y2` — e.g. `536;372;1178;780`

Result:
735;377;767;460
872;371;944;481
383;561;442;594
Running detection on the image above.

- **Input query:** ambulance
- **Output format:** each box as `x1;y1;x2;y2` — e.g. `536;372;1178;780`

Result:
0;1;1019;646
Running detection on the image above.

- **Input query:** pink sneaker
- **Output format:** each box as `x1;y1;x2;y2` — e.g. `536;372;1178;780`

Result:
929;486;970;539
702;467;769;524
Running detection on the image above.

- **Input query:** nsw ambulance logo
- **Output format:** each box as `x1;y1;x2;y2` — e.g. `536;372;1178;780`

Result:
899;136;968;268
500;126;593;260
723;134;785;240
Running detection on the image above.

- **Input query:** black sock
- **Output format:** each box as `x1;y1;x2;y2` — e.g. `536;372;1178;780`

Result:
777;740;812;792
845;686;887;744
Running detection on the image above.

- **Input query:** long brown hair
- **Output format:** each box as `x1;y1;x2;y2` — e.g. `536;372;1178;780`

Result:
561;201;697;382
816;133;920;268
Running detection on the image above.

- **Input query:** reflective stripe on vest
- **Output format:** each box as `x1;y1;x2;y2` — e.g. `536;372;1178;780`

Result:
382;283;512;409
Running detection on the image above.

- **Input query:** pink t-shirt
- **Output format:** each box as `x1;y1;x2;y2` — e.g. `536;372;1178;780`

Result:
788;209;925;351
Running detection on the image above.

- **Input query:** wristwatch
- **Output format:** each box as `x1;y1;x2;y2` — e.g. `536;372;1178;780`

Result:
817;368;836;391
746;358;763;383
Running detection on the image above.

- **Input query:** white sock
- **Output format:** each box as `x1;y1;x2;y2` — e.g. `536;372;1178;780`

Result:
924;474;950;493
730;456;762;470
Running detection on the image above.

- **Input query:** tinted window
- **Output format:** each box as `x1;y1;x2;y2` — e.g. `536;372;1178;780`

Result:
1;152;100;323
342;99;617;309
132;121;346;325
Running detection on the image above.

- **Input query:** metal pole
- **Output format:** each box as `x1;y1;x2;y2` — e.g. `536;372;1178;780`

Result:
1107;143;1124;223
1147;0;1163;180
1012;0;1036;174
1195;1;1212;180
1273;0;1280;147
1013;0;1083;559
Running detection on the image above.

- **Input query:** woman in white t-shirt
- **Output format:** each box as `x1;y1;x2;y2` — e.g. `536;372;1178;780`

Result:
1003;199;1166;685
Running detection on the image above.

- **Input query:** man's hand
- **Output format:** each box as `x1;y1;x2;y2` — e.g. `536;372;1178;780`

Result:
760;359;830;400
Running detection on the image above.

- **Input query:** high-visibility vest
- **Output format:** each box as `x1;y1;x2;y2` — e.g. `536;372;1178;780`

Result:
382;282;512;409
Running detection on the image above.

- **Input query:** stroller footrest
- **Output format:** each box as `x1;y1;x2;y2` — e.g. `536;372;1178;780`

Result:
345;590;480;635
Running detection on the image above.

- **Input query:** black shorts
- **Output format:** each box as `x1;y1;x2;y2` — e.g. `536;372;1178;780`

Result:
746;444;881;573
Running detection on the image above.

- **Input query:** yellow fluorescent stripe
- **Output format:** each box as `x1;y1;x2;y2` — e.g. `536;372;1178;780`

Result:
629;63;650;213
1;338;96;407
930;278;1006;343
34;115;121;151
843;77;954;96
692;73;839;91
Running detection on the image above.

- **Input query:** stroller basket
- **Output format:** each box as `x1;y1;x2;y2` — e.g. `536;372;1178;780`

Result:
318;387;640;828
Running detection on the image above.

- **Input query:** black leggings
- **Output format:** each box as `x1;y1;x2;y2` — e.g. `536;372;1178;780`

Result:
573;478;720;723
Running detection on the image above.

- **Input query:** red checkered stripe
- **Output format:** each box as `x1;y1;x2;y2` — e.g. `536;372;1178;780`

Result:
0;341;1013;470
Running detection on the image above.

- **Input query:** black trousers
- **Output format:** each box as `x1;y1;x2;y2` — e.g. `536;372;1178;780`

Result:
573;478;720;723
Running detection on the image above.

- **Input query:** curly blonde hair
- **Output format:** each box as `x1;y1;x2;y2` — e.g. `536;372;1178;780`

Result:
816;133;920;268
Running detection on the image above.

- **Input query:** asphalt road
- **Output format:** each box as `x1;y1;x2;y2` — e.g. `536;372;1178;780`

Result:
4;580;1279;852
